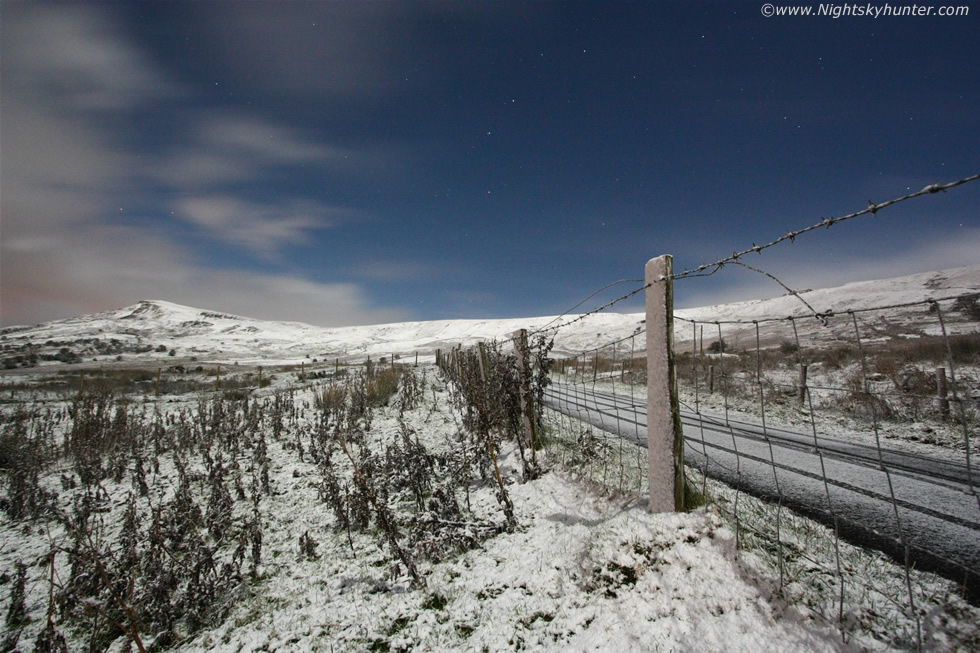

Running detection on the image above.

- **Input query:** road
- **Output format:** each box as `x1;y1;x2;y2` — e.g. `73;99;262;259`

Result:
544;381;980;599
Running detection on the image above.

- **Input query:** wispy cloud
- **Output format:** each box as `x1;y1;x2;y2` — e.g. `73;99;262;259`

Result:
177;196;345;259
155;113;355;188
2;4;181;111
194;3;405;101
203;116;342;163
0;4;403;328
1;219;407;328
1;5;176;233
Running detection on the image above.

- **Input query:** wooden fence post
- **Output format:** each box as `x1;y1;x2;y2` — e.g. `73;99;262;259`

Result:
512;329;538;459
477;342;487;380
798;364;808;407
646;255;684;512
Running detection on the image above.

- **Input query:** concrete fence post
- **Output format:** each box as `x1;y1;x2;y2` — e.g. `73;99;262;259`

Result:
646;255;685;512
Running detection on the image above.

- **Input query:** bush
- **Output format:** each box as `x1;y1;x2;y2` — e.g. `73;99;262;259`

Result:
953;295;980;320
366;367;400;407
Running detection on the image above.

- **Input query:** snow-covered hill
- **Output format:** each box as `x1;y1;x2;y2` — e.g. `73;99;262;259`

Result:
2;265;978;369
673;264;980;350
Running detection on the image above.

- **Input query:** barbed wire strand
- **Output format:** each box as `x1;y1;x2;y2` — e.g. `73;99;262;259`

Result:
530;174;979;337
671;174;980;282
532;278;643;335
559;325;647;360
733;260;827;325
529;282;648;337
673;291;980;326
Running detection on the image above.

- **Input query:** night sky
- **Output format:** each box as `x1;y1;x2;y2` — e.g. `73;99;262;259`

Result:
2;1;978;328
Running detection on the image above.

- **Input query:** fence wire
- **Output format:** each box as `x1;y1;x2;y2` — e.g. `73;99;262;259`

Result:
542;292;980;650
531;173;979;339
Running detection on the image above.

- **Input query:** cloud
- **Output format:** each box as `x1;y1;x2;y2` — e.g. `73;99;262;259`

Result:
0;5;175;233
179;272;409;328
203;116;341;163
0;95;128;233
0;218;407;329
191;3;406;101
0;4;403;329
1;4;181;111
177;196;345;259
155;113;357;188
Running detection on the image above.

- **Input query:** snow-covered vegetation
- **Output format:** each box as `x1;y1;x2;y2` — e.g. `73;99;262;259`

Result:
2;353;978;652
2;265;979;651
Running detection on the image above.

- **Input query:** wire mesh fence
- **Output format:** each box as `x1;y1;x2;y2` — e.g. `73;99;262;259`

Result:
680;292;979;648
541;291;980;650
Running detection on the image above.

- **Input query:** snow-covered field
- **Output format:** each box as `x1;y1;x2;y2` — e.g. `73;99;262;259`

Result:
2;363;978;652
2;264;979;651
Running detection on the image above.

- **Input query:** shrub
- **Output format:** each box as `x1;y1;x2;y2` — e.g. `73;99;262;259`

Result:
367;367;400;407
779;340;800;355
953;295;980;320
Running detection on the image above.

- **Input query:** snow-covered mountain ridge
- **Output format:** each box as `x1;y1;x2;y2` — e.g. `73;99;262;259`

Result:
2;265;978;368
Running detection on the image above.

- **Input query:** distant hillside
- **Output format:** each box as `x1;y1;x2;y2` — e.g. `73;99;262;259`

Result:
2;265;978;370
673;264;980;350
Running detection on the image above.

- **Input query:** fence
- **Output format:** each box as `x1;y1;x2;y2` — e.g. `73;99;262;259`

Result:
534;175;980;650
3;176;976;650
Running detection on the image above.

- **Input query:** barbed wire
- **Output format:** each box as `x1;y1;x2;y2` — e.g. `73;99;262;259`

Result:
673;291;979;326
730;260;827;325
559;325;647;359
537;175;980;643
529;173;979;337
531;278;643;336
528;282;647;337
670;174;980;282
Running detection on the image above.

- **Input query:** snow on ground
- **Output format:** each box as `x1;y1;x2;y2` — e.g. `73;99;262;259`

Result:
181;470;847;653
1;368;860;653
3;265;977;371
2;264;979;651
